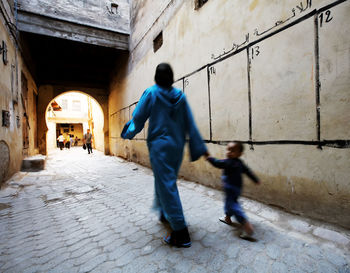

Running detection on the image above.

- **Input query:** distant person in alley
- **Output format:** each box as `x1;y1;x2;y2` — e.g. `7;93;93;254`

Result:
84;129;93;154
121;63;208;248
70;135;74;147
206;142;260;240
65;134;71;149
57;133;64;150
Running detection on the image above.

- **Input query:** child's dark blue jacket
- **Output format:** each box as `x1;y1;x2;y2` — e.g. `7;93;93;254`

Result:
207;157;259;191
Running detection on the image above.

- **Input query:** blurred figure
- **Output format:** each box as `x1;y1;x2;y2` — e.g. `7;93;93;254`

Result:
121;63;208;247
84;129;93;154
57;133;64;150
70;135;74;147
206;142;261;240
65;134;71;149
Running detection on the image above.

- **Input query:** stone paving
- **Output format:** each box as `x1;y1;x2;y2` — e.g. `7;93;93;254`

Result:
0;147;349;273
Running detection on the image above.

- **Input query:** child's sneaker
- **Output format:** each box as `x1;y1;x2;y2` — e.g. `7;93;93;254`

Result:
219;216;233;225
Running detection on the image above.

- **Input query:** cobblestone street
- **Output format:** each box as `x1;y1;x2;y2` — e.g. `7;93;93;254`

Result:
0;147;349;273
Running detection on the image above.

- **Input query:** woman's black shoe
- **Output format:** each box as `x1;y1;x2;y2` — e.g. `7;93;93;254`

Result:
163;227;191;248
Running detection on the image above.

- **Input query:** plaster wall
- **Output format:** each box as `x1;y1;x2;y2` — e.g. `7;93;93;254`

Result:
109;0;350;227
91;100;105;152
0;0;38;184
17;0;130;34
21;63;39;156
46;121;56;151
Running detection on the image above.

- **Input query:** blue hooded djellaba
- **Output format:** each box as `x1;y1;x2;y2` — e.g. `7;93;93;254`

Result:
121;83;207;231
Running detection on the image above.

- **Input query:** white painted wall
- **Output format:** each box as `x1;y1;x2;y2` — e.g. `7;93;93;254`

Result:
109;0;350;228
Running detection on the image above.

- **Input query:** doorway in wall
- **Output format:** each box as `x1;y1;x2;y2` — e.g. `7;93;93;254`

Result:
56;123;84;147
46;91;104;153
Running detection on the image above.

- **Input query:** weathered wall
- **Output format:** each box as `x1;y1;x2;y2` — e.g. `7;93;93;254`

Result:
109;0;350;228
21;62;39;156
17;0;130;34
16;0;130;50
0;0;38;184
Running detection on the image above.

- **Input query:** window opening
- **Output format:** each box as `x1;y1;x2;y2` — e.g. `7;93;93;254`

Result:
153;32;163;53
11;65;18;103
21;72;28;102
111;3;118;14
107;3;118;14
72;100;81;111
2;110;10;127
61;99;68;110
195;0;209;9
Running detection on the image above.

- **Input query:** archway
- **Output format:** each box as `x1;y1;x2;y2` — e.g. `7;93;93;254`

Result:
45;91;104;154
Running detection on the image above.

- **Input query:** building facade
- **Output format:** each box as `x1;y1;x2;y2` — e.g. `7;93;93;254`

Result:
0;0;38;183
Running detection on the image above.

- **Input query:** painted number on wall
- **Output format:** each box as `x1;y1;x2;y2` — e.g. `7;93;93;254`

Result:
251;46;260;59
209;66;216;75
184;78;189;87
319;10;333;28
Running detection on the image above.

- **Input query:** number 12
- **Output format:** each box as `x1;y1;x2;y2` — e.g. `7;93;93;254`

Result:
319;10;333;28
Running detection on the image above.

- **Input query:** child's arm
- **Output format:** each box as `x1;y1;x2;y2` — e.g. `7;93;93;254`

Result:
206;157;229;169
242;163;260;184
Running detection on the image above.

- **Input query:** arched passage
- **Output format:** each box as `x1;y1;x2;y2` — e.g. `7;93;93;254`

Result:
37;85;109;155
45;91;105;153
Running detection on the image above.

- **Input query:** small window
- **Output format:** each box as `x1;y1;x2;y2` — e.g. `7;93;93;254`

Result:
111;3;118;14
21;72;28;101
72;100;81;111
107;3;118;15
195;0;209;9
61;99;68;110
153;32;163;53
2;110;10;127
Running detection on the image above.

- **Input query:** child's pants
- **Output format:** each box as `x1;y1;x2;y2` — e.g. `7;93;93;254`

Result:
224;187;247;224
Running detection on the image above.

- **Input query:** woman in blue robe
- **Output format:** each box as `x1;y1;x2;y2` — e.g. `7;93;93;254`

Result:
121;63;208;247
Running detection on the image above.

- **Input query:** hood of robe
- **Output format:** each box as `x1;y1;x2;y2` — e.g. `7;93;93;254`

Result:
154;84;185;109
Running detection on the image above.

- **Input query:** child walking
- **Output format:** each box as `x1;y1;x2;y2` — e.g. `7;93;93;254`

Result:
206;142;260;239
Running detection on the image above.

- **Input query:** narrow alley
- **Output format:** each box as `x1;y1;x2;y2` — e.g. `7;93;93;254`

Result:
0;148;349;273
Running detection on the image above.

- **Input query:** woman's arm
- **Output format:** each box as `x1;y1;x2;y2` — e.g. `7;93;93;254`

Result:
121;89;153;140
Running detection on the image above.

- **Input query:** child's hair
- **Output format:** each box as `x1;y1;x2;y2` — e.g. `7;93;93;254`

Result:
235;141;244;153
228;141;244;153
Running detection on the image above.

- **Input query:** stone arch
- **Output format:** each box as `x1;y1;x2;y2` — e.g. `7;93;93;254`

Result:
45;91;105;152
37;85;109;155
